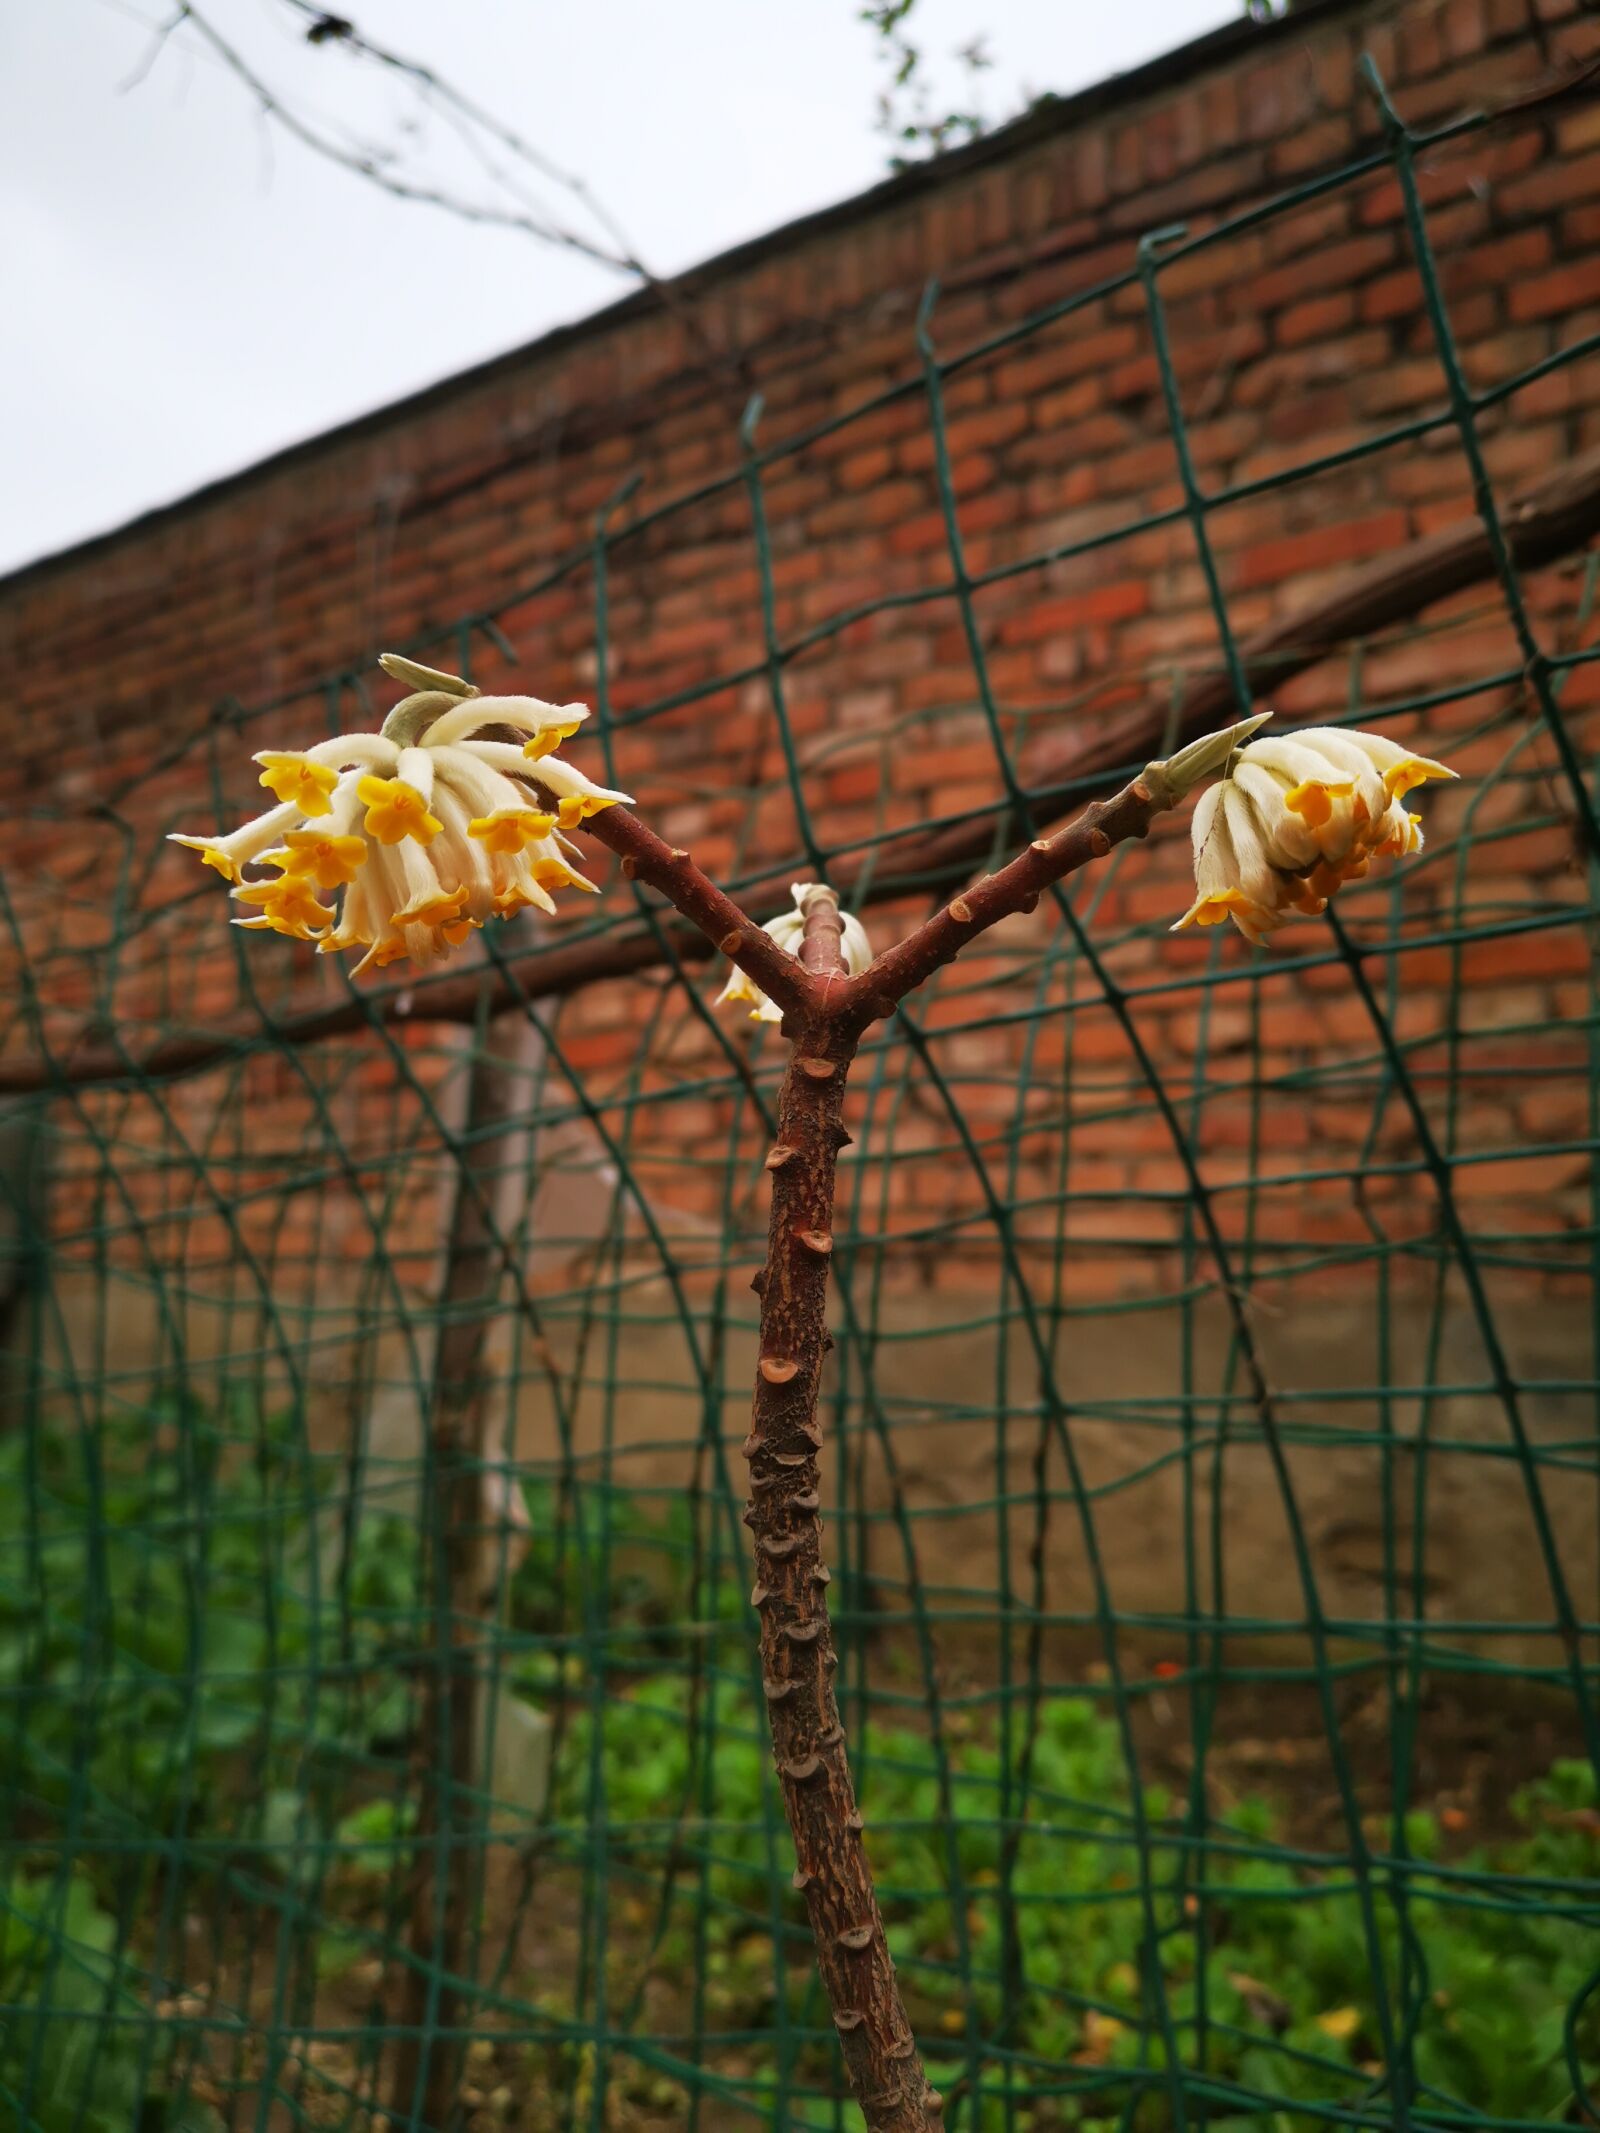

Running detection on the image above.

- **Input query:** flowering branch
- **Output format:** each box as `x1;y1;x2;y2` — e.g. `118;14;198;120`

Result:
564;725;1266;2131
161;652;1458;2131
579;805;811;1024
15;445;1598;1102
833;745;1204;1030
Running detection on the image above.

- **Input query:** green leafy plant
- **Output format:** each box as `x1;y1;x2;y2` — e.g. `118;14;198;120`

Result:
0;1869;219;2133
552;1674;1600;2124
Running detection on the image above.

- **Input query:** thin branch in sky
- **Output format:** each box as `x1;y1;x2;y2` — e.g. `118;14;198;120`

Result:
270;0;651;272
107;0;752;390
117;4;190;91
163;0;641;272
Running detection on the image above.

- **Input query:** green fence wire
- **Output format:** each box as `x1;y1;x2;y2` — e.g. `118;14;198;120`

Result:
3;53;1599;2133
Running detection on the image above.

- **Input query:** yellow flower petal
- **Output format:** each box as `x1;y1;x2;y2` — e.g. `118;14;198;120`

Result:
169;834;240;884
467;808;557;855
1382;754;1455;800
529;855;594;892
521;719;583;763
255;753;339;817
357;775;443;846
394;886;471;930
280;830;369;888
1171;887;1274;934
491;882;557;919
233;880;334;937
1284;778;1353;829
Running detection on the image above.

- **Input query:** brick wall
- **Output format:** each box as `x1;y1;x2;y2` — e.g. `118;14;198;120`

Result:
3;0;1599;1420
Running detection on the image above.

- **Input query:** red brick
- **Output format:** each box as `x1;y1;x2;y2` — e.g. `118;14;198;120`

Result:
825;759;883;806
1251;235;1397;310
1232;509;1411;589
1278;292;1357;346
997;581;1149;644
837;445;893;492
1510;256;1600;321
1500;151;1600;217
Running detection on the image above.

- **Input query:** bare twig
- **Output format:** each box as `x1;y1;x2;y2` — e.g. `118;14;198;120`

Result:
271;0;648;268
117;2;189;92
111;0;750;388
163;0;637;271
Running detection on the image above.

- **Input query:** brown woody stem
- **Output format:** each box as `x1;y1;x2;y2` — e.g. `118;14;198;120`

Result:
838;768;1170;1033
745;885;940;2131
583;774;1182;2123
579;802;810;1021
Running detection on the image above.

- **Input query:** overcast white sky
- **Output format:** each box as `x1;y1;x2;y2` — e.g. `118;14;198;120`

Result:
2;0;1238;577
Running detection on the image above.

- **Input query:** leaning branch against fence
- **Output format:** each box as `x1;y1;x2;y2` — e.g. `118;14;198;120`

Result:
7;440;1600;1100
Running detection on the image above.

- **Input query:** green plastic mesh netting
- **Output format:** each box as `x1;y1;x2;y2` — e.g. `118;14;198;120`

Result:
2;56;1598;2133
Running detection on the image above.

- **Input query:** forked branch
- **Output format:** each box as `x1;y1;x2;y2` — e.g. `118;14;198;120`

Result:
11;441;1597;1099
582;746;1212;2130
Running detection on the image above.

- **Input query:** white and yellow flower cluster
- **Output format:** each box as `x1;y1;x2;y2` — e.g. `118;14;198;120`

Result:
1174;725;1455;946
170;656;628;975
715;882;873;1023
